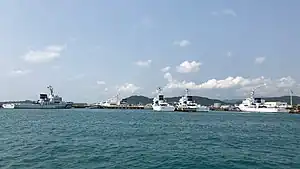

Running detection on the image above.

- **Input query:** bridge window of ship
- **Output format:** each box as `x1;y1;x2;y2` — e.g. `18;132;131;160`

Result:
158;95;164;100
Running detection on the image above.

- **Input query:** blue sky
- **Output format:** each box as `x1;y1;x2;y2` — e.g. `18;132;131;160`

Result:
1;0;300;102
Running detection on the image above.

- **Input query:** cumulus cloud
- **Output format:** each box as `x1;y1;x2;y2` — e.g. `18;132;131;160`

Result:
227;51;232;57
9;69;31;76
96;81;106;85
173;40;191;47
163;72;298;96
117;83;140;93
176;61;201;73
135;60;152;67
255;57;266;64
23;45;65;63
161;66;171;72
164;72;173;82
212;9;237;17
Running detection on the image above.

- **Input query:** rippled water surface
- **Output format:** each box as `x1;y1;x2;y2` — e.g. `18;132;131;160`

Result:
0;109;299;169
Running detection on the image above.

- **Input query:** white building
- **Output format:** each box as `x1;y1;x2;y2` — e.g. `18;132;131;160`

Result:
213;103;221;108
264;102;288;108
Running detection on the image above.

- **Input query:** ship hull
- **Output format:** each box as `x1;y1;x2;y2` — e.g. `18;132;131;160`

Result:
176;106;210;112
12;103;72;109
91;105;144;109
238;106;288;113
152;105;175;111
176;106;197;112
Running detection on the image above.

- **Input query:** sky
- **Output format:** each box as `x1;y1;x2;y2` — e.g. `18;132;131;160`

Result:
1;0;300;102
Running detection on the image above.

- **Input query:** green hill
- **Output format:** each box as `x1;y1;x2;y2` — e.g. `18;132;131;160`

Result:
121;95;152;105
264;96;299;104
226;96;300;105
122;95;226;106
123;95;300;106
165;96;226;106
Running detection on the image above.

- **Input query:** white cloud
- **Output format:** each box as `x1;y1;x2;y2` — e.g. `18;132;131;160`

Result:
212;9;237;17
255;57;266;64
9;69;31;76
23;45;64;63
135;60;152;67
161;66;171;72
222;9;237;17
164;72;173;82
227;51;232;57
173;40;191;47
277;76;296;88
163;72;298;96
117;83;140;93
96;81;106;85
176;61;201;73
104;88;108;92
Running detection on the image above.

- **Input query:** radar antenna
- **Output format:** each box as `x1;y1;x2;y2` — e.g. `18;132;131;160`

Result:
157;87;162;93
185;88;189;96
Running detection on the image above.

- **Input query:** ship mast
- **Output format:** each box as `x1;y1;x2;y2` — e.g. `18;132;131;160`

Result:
250;83;267;99
47;85;54;97
185;88;189;97
157;87;162;94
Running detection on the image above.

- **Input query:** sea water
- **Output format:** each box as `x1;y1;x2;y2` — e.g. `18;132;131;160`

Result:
0;109;299;169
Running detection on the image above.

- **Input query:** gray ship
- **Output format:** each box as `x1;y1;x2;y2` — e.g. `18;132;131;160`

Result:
2;86;73;109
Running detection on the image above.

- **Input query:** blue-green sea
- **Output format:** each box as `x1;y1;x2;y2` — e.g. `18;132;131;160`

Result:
0;109;299;169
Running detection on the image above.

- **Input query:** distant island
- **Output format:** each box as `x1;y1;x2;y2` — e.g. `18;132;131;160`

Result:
121;95;299;106
121;95;226;106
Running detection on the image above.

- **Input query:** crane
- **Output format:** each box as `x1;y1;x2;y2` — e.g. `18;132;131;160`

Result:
250;83;267;98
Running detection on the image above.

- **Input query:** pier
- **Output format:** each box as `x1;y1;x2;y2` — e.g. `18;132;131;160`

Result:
288;105;300;114
175;108;197;112
90;105;145;109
